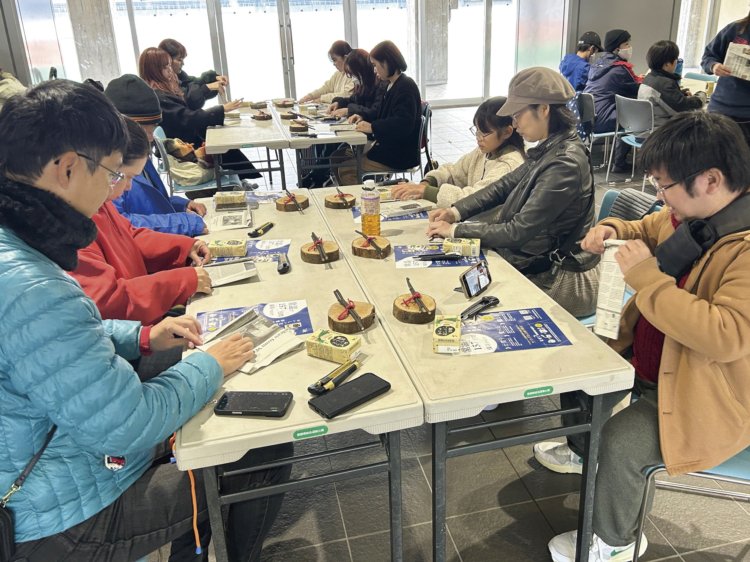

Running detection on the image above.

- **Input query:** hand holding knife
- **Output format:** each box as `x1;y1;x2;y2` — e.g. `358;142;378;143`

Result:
311;231;328;262
334;289;364;331
355;229;383;258
405;277;428;313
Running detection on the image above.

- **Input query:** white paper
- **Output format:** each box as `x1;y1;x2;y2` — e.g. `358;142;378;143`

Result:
205;209;253;232
380;199;436;218
594;240;627;339
724;43;750;82
203;261;258;287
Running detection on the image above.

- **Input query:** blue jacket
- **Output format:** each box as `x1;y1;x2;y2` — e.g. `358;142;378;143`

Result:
112;160;205;237
702;22;750;119
583;52;641;133
0;226;222;542
560;54;591;92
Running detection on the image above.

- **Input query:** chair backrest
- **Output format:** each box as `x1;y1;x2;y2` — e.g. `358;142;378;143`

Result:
420;102;432;150
577;92;596;125
684;72;718;83
151;135;173;182
615;95;654;135
604;188;663;222
154;126;167;140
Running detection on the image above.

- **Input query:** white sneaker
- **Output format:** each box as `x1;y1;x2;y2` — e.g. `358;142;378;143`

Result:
549;530;648;562
533;442;584;474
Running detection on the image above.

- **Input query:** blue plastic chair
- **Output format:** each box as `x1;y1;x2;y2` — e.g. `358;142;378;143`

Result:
683;72;718;82
607;96;654;188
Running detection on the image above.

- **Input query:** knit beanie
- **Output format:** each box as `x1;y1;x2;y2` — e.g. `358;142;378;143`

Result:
604;29;631;53
104;74;162;125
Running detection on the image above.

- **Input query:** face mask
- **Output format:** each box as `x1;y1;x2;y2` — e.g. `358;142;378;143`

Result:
618;47;633;61
351;77;361;85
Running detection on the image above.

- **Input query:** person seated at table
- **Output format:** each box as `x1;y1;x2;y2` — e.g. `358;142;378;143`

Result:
559;31;602;92
299;40;354;104
138;47;260;183
332;40;422;187
541;111;750;562
584;29;641;173
103;74;208;236
70;118;214;326
0;66;26;110
159;37;227;110
328;48;384;119
427;67;600;318
0;79;292;562
638;40;705;129
391;96;526;214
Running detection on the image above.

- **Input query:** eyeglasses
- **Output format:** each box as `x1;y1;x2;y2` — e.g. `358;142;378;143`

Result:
648;169;705;197
469;126;493;139
55;153;125;189
511;106;530;124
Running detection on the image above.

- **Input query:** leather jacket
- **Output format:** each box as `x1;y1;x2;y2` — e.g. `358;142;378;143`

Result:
452;130;597;273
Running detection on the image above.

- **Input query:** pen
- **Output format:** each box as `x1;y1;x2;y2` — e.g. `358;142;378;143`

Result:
248;221;274;238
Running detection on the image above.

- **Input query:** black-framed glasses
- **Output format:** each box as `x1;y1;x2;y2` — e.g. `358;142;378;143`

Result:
55;153;125;189
469;125;492;139
648;169;706;197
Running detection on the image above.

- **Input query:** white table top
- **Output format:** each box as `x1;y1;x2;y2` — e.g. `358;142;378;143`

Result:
205;106;289;155
309;186;635;423
269;103;368;150
174;189;423;470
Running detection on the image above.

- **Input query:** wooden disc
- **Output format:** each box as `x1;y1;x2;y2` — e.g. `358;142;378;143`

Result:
300;241;340;264
275;100;295;108
351;236;391;259
276;195;310;212
393;293;436;324
325;194;356;209
280;112;295;120
252;112;272;120
328;301;376;334
250;102;267;109
290;121;309;132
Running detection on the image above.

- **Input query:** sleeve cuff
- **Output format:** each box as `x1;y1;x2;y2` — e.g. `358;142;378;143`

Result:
449;224;459;237
423;184;439;203
139;326;153;357
451;207;462;222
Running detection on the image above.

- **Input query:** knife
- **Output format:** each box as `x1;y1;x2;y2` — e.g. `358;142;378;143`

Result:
311;231;328;262
284;189;304;214
334;289;364;331
406;277;428;313
355;229;383;258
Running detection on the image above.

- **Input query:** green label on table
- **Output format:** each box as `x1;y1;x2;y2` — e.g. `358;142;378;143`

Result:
524;386;553;398
293;426;328;439
242;144;255;148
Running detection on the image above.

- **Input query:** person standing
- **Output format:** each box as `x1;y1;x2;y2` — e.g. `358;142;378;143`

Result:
560;31;603;92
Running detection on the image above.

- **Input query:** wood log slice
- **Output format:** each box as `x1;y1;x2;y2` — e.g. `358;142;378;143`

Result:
328;302;376;334
250;101;267;109
351;236;391;259
275;194;309;212
252;112;272;121
279;111;296;120
290;120;309;132
300;240;340;264
325;194;356;209
393;293;436;324
274;99;295;108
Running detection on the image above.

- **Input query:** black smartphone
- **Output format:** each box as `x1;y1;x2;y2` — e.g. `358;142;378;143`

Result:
214;391;293;417
459;260;491;299
308;373;391;419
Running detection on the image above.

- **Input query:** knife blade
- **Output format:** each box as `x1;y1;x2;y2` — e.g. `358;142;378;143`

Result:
333;290;364;331
311;231;328;262
406;277;428;313
354;229;383;258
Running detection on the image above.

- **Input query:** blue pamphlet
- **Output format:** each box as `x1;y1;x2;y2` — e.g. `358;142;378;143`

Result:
245;191;284;203
197;300;313;337
352;206;429;223
394;244;485;269
214;239;292;263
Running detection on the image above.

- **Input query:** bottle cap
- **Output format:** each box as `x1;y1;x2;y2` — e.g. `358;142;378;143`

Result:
363;179;376;188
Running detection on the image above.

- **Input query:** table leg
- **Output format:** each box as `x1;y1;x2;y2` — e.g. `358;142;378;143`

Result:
203;467;229;562
432;422;448;562
356;145;363;184
214;154;223;191
387;431;403;562
296;149;303;188
266;147;273;186
278;150;287;192
576;393;603;562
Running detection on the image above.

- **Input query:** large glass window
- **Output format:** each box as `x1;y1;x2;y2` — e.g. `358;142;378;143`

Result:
356;0;409;52
110;0;138;76
51;1;81;82
489;0;516;96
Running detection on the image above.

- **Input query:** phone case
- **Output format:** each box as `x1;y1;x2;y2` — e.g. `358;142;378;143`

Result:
214;391;293;417
459;260;491;299
308;373;391;419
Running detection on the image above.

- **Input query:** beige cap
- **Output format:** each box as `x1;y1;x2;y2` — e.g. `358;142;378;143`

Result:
497;67;575;117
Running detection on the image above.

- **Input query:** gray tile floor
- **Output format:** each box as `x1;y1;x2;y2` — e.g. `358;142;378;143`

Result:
150;108;750;562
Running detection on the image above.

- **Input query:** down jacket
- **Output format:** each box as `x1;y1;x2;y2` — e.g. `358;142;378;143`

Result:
0;226;222;542
583;52;641;133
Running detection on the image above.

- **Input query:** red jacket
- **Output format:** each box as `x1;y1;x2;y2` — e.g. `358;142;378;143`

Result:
71;202;198;325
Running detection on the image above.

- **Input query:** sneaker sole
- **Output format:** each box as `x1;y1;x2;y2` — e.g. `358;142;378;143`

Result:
548;542;573;562
535;454;583;475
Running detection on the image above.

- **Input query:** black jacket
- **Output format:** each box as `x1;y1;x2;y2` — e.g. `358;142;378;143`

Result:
453;131;596;273
177;70;219;110
638;69;704;128
154;89;224;146
332;82;386;117
358;74;421;171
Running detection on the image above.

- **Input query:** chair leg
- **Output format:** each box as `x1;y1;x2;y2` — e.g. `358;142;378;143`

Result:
633;466;666;562
641;173;647;191
630;148;636;181
606;137;616;183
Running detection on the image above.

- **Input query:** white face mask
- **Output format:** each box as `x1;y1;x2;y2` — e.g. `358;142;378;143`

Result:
351;76;361;85
618;47;633;61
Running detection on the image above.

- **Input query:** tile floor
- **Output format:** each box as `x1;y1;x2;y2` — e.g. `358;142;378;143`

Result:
149;108;750;562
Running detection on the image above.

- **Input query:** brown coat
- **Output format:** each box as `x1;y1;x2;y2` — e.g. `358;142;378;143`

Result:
600;207;750;475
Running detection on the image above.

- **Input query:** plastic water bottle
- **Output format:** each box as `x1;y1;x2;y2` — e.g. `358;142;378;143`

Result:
361;180;380;236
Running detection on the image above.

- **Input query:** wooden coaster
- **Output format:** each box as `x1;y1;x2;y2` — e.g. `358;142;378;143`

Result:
290;120;309;132
275;194;309;212
325;194;356;209
250;101;267;109
301;240;340;264
252;111;272;121
279;111;296;120
351;236;391;259
274;99;295;108
328;301;376;334
393;293;436;324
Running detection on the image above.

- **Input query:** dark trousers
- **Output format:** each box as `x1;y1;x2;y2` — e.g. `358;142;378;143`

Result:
731;116;750;150
221;149;261;181
612;137;631;169
12;442;294;562
306;143;339;185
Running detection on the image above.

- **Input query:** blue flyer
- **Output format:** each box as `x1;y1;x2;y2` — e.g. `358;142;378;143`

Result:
460;308;571;355
245;191;283;204
352;206;429;223
215;239;292;263
197;300;313;337
394;244;486;269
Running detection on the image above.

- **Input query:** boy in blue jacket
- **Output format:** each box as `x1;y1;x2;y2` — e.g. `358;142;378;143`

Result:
0;80;291;561
104;74;208;237
560;31;602;92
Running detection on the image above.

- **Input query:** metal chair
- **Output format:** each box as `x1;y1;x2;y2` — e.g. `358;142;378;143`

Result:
606;96;654;188
683;72;718;82
579;93;619;172
361;114;427;183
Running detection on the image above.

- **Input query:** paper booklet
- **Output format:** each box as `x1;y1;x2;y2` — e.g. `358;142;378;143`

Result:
197;308;303;374
380;199;436;218
594;240;627;339
205;209;253;232
723;43;750;82
203;260;258;288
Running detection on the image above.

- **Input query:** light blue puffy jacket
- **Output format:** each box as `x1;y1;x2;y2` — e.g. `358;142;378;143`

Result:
0;226;223;543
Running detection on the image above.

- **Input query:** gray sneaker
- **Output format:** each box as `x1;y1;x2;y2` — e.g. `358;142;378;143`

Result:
533;442;583;474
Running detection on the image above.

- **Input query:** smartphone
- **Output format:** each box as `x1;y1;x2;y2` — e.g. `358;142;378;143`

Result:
308;373;391;419
459;260;491;299
214;391;293;417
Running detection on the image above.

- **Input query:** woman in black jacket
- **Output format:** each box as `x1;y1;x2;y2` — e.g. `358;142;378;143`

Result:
139;47;259;181
332;41;422;186
159;38;227;110
328;49;385;118
427;67;599;317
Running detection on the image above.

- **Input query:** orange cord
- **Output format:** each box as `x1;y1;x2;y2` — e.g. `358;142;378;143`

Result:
171;433;202;554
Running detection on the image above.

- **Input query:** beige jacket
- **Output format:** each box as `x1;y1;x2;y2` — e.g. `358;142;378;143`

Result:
308;71;354;104
601;207;750;475
0;72;26;110
425;146;525;209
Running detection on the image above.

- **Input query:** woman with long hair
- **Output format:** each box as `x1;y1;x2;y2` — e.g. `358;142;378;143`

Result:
159;38;227;109
138;47;258;182
299;40;354;104
327;49;385;118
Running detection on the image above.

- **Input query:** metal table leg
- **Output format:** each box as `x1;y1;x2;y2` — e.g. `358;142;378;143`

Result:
432;422;448;562
266;147;273;187
203;467;229;562
576;393;604;562
214;154;223;191
356;145;363;184
387;431;403;562
296;149;303;188
278;150;287;192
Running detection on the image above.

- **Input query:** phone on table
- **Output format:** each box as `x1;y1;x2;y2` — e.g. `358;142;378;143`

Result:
308;373;391;419
458;260;491;299
214;391;293;417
